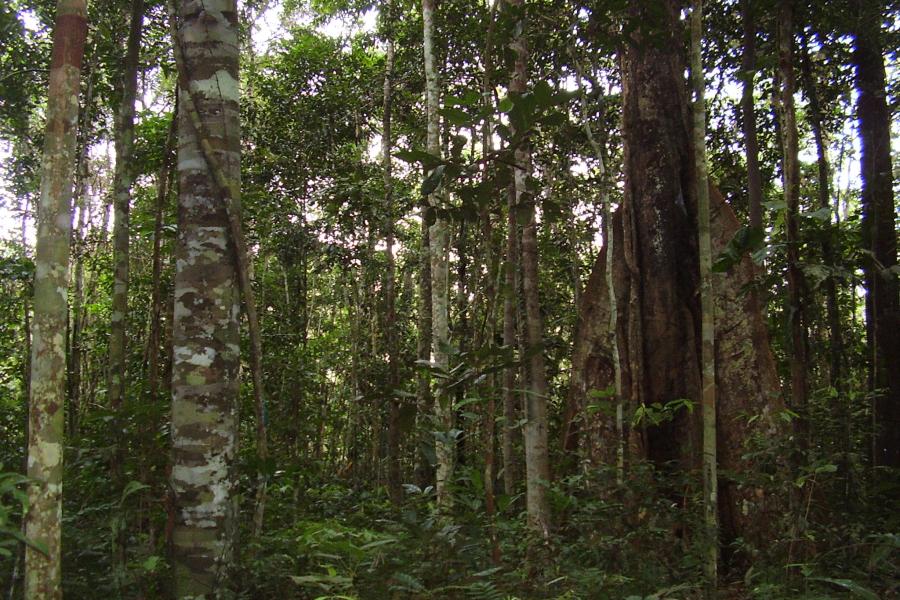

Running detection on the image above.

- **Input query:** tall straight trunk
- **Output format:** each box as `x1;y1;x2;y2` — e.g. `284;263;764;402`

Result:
422;0;453;507
481;0;501;562
108;0;144;423
415;216;434;488
799;34;843;391
382;1;402;504
741;0;763;230
852;0;900;468
109;0;144;584
25;0;87;597
148;111;177;402
506;0;550;537
170;0;242;593
501;182;520;497
777;0;809;455
690;1;718;594
67;55;95;438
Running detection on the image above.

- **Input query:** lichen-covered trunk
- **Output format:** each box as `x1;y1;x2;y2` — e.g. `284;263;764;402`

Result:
568;0;782;562
422;0;453;507
777;0;809;456
506;0;550;538
170;0;241;594
852;0;900;468
25;0;87;597
415;217;434;489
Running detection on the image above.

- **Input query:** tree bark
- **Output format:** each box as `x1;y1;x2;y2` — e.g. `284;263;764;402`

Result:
25;0;87;597
108;0;144;584
690;1;718;593
777;0;809;456
382;0;402;504
569;0;783;562
741;0;763;230
505;0;550;538
422;0;453;507
799;32;843;392
170;0;242;593
852;0;900;468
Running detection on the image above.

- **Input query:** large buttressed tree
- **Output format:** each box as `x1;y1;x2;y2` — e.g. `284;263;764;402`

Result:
568;0;782;557
170;0;241;594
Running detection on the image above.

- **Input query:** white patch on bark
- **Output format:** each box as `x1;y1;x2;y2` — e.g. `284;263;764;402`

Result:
191;70;239;103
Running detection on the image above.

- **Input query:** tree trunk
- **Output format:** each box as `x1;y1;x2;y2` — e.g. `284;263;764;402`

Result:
852;0;900;468
501;182;521;498
799;32;843;392
148;111;177;403
109;0;144;584
25;0;87;597
506;0;550;538
569;0;783;562
741;0;763;230
422;0;453;507
170;0;241;593
415;215;434;489
382;1;402;504
777;0;809;456
690;1;718;593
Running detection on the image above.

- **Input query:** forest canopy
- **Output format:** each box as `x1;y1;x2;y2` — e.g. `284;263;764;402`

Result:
0;0;898;598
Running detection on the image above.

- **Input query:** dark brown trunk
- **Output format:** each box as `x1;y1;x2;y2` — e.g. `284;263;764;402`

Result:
570;0;783;561
741;0;763;230
852;0;900;468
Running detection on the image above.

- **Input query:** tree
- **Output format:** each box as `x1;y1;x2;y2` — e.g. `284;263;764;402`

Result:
107;0;144;584
25;0;87;596
422;0;453;507
169;0;242;593
776;0;809;456
690;0;718;593
740;0;763;231
569;0;782;558
504;0;551;538
852;0;899;468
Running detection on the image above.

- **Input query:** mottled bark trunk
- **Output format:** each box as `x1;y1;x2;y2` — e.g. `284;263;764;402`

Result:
506;0;550;537
852;0;900;468
741;0;763;230
690;1;718;593
25;0;87;597
423;0;453;507
777;0;809;456
382;4;402;504
170;0;241;594
569;0;782;561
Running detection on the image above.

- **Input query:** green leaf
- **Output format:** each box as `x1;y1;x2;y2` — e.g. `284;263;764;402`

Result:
439;107;473;126
498;97;514;113
808;577;879;600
